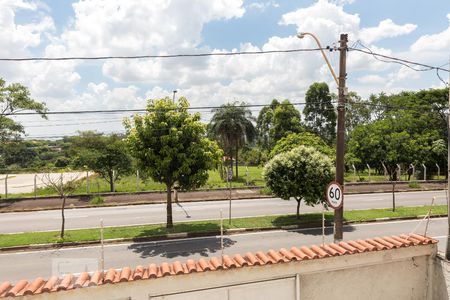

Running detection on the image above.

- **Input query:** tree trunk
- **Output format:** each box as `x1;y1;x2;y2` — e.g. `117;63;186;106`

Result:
60;196;66;239
166;183;173;229
235;143;239;178
109;172;114;192
296;198;301;220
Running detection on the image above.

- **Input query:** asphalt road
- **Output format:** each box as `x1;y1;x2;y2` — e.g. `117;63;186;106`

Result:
0;217;447;283
0;190;446;233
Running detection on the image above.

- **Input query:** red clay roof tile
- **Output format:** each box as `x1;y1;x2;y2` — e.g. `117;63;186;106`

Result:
23;278;44;296
0;234;437;298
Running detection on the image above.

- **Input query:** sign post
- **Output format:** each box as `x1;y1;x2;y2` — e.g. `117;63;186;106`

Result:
326;181;343;239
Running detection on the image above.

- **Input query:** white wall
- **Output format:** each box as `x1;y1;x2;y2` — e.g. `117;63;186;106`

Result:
14;244;439;300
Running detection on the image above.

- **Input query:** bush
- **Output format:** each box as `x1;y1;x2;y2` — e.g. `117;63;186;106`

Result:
89;196;104;205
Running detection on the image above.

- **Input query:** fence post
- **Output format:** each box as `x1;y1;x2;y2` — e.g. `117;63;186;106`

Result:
4;174;8;199
409;163;415;180
245;166;249;186
34;174;37;199
112;170;115;193
436;163;440;180
86;171;90;195
366;164;371;182
136;170;140;192
422;164;427;181
396;164;401;181
381;162;388;180
352;164;357;182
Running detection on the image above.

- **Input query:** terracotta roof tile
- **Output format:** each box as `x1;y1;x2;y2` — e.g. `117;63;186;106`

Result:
0;234;437;298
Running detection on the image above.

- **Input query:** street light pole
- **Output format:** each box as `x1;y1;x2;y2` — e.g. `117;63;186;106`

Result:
334;34;348;241
298;32;347;241
172;90;177;101
446;55;450;260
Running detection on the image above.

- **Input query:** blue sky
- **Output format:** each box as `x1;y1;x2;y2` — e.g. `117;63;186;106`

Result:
1;0;449;138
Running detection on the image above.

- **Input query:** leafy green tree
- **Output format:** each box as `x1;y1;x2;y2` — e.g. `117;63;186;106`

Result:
72;131;132;192
344;91;371;136
256;99;302;151
256;99;279;151
125;97;222;228
0;141;37;169
270;132;334;158
271;100;303;142
0;78;47;141
304;82;336;144
348;88;448;178
347;119;439;179
209;102;256;178
263;146;334;219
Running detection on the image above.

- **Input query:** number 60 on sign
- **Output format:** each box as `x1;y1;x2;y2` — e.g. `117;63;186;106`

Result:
326;181;343;209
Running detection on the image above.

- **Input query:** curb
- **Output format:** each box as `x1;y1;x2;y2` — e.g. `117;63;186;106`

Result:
0;214;445;253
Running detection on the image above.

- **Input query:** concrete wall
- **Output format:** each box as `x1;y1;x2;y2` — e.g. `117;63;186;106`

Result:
14;244;439;300
432;255;450;299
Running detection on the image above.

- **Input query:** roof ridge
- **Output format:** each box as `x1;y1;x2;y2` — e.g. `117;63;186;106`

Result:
0;234;437;298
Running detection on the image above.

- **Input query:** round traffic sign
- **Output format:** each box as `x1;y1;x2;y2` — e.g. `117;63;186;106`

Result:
326;181;343;209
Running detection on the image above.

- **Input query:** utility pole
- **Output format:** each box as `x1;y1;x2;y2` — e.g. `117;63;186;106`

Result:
172;90;177;101
446;55;450;260
334;33;348;241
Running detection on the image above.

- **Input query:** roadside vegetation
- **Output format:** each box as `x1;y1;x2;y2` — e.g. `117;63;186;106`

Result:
0;205;445;248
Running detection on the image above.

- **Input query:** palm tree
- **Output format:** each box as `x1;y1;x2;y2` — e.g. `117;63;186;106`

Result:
209;102;256;178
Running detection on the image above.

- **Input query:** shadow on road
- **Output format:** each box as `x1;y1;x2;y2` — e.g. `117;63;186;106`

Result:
128;236;236;258
127;221;236;258
271;213;356;236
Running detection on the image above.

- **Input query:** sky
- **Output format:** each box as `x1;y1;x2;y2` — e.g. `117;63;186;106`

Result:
0;0;449;139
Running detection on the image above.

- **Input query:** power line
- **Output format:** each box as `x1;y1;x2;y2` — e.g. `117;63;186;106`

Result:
349;44;449;73
0;48;326;62
7;102;309;116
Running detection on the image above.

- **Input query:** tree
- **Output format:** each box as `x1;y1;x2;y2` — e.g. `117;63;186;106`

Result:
41;172;80;239
0;78;47;141
304;82;336;144
256;99;302;151
263;146;334;219
343;91;371;137
347;88;448;178
270;132;334;159
270;100;303;142
71;132;132;192
209;102;256;178
125;97;222;228
256;99;279;151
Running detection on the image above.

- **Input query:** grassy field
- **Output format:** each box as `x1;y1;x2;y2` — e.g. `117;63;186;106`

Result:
0;205;444;248
10;166;265;198
6;165;442;198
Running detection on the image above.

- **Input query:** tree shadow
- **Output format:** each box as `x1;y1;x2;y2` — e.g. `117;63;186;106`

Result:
127;222;236;258
271;213;356;236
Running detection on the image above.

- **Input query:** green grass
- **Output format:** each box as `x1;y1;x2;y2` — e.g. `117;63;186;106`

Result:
0;205;445;248
7;166;265;198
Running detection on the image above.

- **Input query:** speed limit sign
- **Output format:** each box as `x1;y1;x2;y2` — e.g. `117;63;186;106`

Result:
326;181;343;209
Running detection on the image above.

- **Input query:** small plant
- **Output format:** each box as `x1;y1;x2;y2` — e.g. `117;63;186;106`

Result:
408;181;420;189
90;195;104;205
259;187;272;195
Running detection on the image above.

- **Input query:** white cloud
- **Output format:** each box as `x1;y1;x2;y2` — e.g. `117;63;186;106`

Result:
247;1;279;12
410;13;450;54
51;0;245;56
359;19;417;44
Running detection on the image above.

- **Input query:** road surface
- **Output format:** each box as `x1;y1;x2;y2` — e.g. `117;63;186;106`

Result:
0;217;446;283
0;190;446;233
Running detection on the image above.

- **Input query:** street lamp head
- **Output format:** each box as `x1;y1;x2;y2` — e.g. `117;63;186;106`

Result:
297;32;306;39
